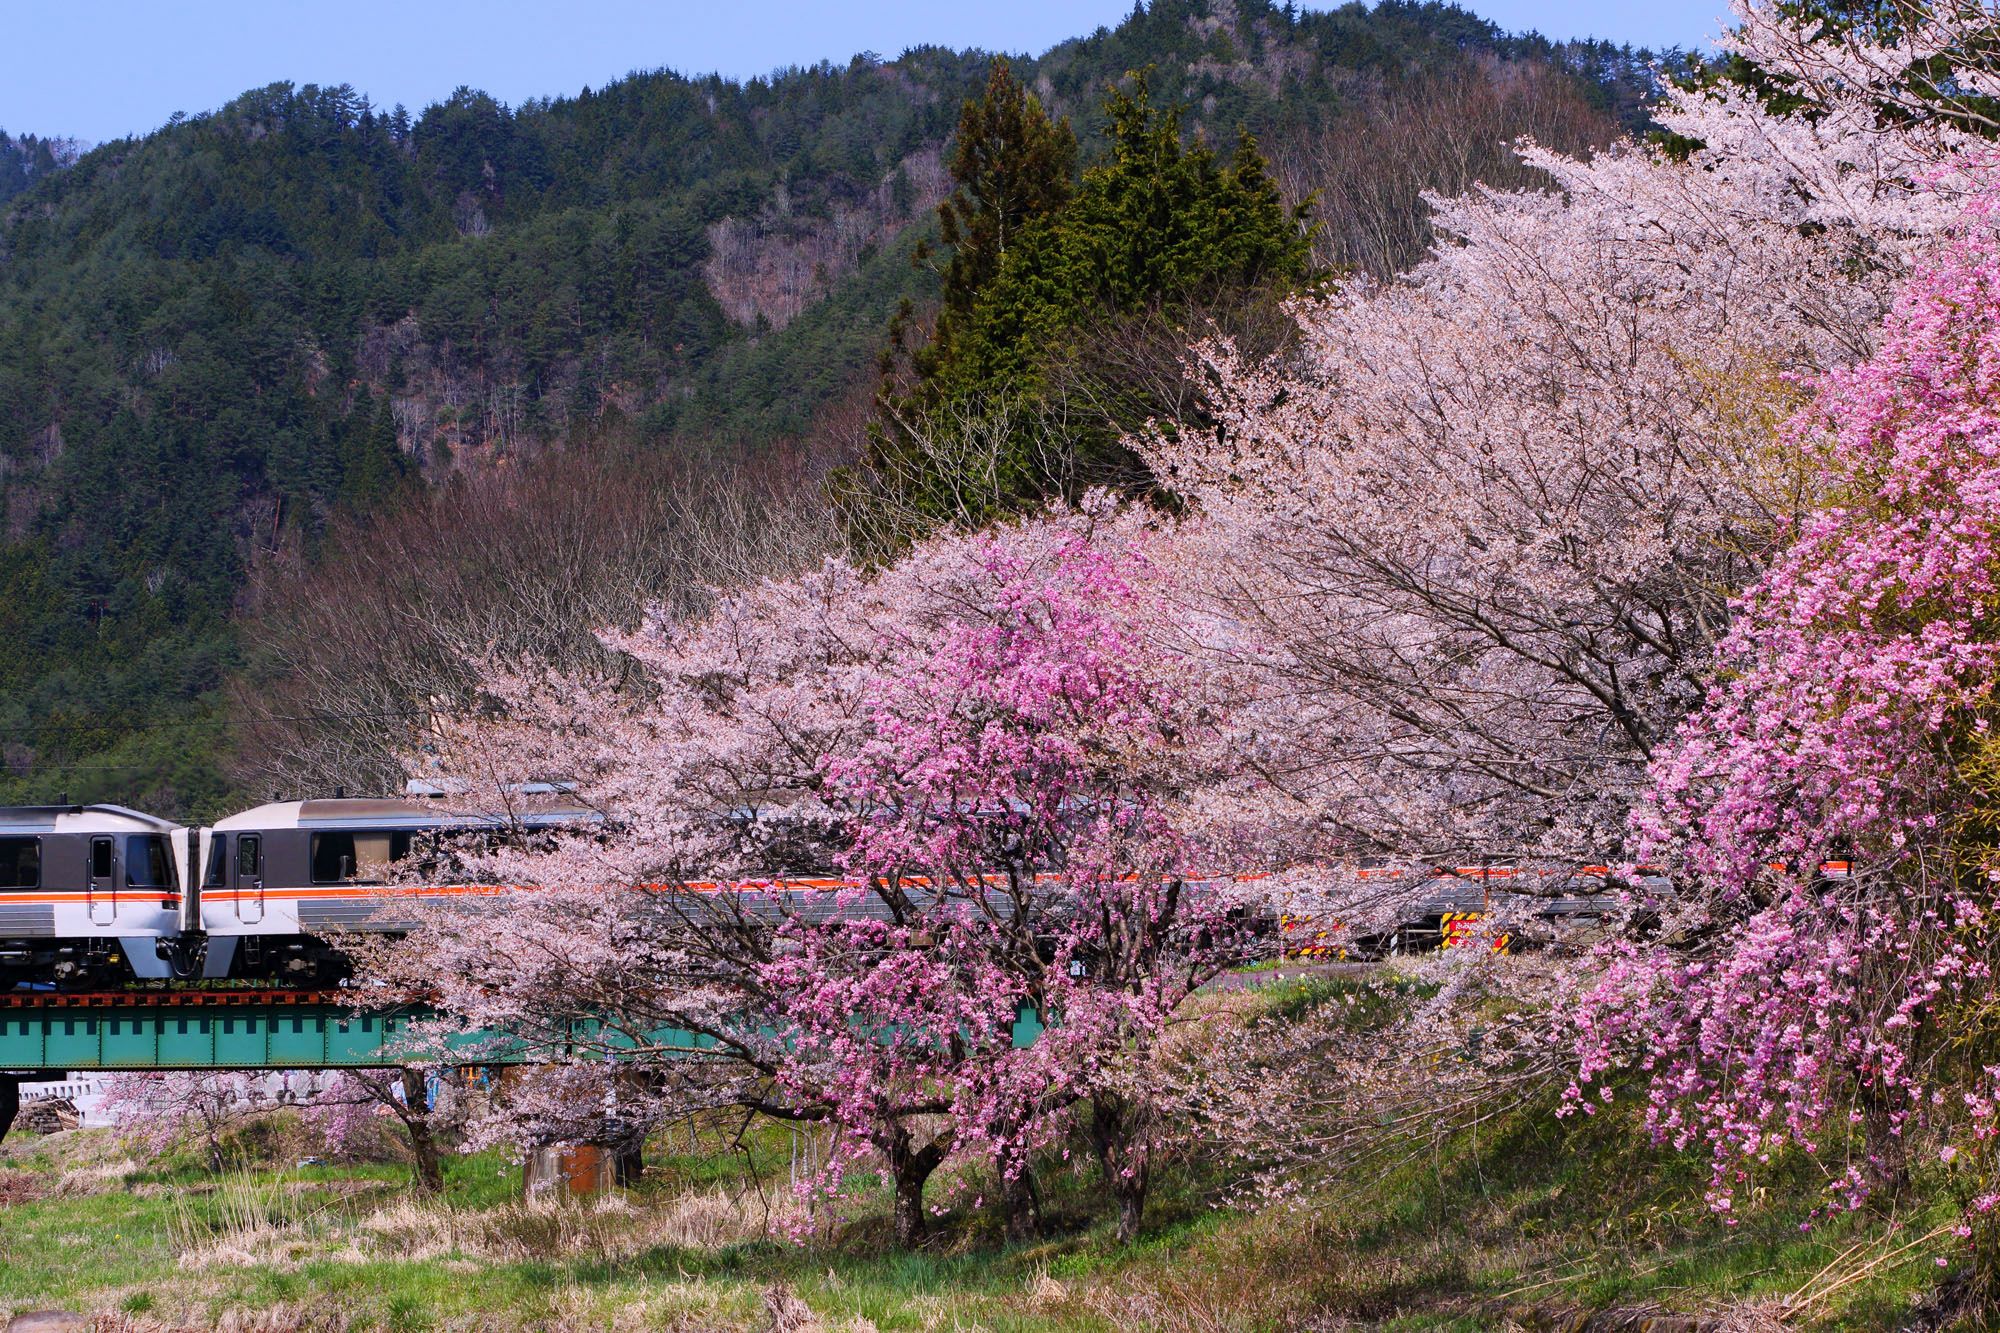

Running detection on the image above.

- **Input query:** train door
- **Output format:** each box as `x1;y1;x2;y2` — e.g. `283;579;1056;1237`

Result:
234;834;264;924
87;835;115;925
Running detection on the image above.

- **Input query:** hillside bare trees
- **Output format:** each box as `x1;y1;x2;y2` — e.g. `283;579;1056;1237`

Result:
1273;54;1626;278
235;446;833;795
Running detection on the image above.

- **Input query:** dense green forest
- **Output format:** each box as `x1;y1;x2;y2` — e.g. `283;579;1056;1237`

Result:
0;131;77;206
0;0;1662;816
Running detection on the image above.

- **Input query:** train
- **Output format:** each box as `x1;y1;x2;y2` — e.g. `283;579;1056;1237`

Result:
0;795;1659;991
0;796;586;989
1;793;944;989
0;803;188;987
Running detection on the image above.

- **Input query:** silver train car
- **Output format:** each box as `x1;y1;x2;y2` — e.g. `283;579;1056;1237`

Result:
0;804;200;985
0;797;577;987
196;797;537;983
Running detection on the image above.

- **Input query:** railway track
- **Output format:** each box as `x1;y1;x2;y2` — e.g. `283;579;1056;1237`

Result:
0;988;354;1009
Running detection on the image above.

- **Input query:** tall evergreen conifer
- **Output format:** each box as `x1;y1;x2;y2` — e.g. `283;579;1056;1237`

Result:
928;60;1078;352
858;70;1314;545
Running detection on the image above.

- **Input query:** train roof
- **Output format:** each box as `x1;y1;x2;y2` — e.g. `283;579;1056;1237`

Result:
0;804;181;835
212;798;595;832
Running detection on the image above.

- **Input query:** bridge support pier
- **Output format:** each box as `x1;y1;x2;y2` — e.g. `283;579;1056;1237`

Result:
0;1075;19;1146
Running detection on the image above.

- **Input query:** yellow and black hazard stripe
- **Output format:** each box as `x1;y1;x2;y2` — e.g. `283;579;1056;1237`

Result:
1439;911;1510;954
1279;913;1348;960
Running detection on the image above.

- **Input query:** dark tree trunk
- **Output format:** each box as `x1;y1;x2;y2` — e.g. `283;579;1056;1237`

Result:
892;1158;930;1246
610;1067;656;1186
397;1068;444;1196
883;1124;952;1248
1111;1171;1147;1245
614;1140;647;1187
1089;1092;1151;1245
1001;1165;1041;1243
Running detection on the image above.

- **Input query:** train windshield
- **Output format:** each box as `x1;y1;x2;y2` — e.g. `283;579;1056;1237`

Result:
204;837;226;887
309;830;415;884
124;835;172;888
0;836;39;889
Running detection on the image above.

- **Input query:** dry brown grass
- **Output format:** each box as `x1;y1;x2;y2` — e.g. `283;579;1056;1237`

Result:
0;1170;49;1206
160;1173;800;1279
86;1308;354;1332
357;1184;796;1264
0;1127;145;1200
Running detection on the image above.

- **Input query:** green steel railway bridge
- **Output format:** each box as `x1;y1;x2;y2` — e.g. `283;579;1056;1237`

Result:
0;988;1052;1145
2;990;429;1074
0;988;727;1144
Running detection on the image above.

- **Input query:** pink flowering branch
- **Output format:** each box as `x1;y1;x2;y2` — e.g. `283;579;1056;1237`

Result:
1573;229;2000;1253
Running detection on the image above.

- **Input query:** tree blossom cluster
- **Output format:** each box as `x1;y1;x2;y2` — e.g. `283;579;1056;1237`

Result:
99;1070;383;1173
1651;233;2000;887
1128;4;2000;1263
1138;0;1996;870
368;506;1274;1243
1569;233;2000;1247
1143;0;2000;1260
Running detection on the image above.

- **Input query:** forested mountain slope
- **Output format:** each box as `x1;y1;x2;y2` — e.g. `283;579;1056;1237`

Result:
0;0;1660;815
0;131;78;207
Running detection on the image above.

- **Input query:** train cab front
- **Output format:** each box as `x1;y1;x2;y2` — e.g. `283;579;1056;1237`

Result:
0;803;187;989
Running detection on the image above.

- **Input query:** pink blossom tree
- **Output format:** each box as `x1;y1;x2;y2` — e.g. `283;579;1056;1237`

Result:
1568;230;2000;1276
756;919;1023;1242
361;505;1282;1245
812;521;1259;1242
303;1067;460;1193
99;1070;387;1174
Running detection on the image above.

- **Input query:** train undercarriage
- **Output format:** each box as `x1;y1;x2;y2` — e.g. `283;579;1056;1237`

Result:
0;931;358;991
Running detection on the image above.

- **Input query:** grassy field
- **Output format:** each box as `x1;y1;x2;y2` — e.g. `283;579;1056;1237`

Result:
0;984;1973;1331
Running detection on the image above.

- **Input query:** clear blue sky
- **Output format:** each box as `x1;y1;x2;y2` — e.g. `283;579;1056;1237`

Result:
0;0;1731;145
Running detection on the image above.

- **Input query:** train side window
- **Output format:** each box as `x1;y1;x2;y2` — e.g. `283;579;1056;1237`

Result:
237;835;261;880
310;832;352;884
90;836;112;881
0;836;39;890
310;830;411;884
124;835;171;889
